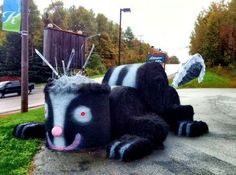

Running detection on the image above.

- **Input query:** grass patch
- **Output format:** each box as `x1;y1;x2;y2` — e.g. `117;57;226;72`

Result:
89;74;104;79
169;67;236;88
35;83;46;88
0;108;44;175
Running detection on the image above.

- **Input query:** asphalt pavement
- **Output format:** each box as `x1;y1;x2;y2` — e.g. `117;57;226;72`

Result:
32;88;236;175
0;86;45;115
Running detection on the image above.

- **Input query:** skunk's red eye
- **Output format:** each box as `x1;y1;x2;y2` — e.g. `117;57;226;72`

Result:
81;112;86;117
73;105;92;123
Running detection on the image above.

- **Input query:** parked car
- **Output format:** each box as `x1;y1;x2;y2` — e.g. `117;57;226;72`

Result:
0;80;35;98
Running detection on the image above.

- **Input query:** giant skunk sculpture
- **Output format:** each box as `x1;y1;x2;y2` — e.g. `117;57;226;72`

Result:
13;53;208;162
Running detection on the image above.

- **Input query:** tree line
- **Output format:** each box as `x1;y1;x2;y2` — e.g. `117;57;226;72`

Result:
190;0;236;67
0;0;155;82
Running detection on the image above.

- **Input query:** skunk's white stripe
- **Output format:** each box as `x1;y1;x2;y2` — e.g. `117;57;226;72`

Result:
21;123;38;138
178;121;187;136
111;85;119;90
122;63;143;88
54;137;66;147
119;140;136;160
109;141;121;158
108;65;126;86
15;122;31;137
49;93;77;147
186;123;193;137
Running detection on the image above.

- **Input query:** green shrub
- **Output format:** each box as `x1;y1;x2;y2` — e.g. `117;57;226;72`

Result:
86;53;106;76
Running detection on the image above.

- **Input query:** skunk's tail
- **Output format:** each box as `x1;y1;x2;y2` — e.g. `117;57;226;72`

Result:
172;53;205;88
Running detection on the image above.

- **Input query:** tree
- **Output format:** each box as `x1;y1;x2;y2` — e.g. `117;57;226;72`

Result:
0;0;50;82
0;2;155;79
96;32;116;67
96;14;109;34
29;0;44;54
67;6;97;36
124;27;134;48
43;0;68;29
86;53;106;76
190;1;236;67
0;9;6;46
0;33;21;77
168;56;180;64
124;27;134;41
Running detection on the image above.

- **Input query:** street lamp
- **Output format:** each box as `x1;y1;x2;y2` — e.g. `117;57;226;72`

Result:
118;8;131;65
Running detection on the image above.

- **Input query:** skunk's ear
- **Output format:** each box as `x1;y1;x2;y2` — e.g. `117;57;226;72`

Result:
44;78;56;93
47;78;54;83
78;83;111;95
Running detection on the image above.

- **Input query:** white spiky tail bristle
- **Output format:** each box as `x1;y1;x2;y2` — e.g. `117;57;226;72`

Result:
35;49;59;76
48;75;96;94
66;49;75;72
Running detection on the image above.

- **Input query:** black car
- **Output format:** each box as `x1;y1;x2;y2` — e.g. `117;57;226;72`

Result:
0;80;35;98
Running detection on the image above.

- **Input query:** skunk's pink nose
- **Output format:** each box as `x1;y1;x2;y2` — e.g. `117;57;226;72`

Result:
51;126;63;137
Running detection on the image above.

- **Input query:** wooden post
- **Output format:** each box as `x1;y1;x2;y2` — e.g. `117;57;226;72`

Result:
21;0;29;112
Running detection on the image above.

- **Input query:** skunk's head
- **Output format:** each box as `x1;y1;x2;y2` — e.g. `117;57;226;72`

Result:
44;75;111;151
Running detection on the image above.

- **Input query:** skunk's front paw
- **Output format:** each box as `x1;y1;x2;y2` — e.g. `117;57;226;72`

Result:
13;122;45;139
177;120;208;137
106;135;152;162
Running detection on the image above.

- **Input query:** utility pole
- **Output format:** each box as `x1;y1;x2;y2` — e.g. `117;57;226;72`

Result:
21;0;29;112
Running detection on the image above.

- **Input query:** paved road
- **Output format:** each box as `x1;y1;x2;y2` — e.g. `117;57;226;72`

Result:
0;64;180;115
0;86;45;115
32;88;236;175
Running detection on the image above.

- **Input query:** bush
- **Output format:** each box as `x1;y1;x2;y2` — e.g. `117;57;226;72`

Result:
28;56;52;83
86;53;106;76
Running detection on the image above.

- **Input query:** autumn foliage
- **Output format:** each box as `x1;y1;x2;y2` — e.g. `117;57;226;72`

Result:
0;1;154;81
190;0;236;67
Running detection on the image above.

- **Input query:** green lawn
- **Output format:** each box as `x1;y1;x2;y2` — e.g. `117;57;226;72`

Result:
0;109;44;175
88;74;104;79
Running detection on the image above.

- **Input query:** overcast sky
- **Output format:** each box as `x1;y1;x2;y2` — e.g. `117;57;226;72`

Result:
1;0;224;62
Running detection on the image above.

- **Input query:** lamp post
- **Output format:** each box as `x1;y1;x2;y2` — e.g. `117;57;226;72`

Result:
118;8;131;65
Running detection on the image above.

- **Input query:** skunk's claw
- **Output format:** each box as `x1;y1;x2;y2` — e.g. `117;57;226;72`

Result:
106;135;153;162
13;122;45;139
